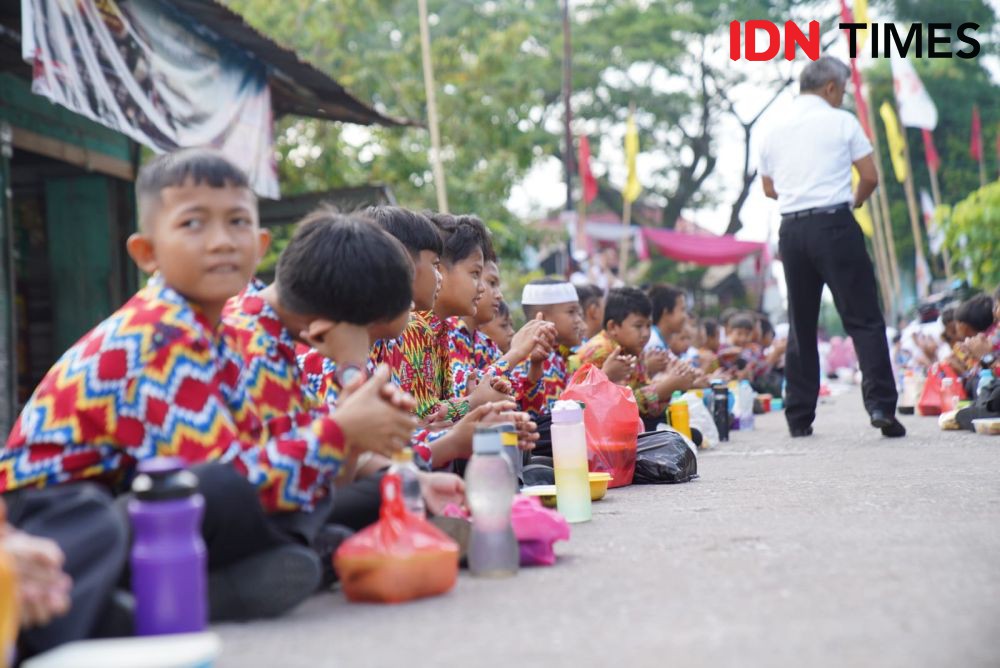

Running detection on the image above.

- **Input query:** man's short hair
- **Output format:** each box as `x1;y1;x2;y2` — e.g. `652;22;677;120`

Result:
647;284;685;323
136;148;250;231
427;213;496;265
575;283;603;310
277;209;413;325
800;56;851;92
955;294;995;333
603;287;652;329
366;206;443;257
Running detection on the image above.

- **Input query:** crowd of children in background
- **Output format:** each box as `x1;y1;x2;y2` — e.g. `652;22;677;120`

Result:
13;147;996;661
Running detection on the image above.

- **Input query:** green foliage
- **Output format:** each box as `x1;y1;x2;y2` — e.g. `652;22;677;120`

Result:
941;181;1000;288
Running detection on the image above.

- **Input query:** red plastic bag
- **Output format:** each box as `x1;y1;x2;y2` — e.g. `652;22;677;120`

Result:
917;363;967;416
561;364;641;487
334;474;459;603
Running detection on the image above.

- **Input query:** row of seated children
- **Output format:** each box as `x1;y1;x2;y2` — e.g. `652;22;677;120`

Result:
0;148;562;659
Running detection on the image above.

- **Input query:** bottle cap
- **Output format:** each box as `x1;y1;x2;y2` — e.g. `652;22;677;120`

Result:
671;391;683;401
551;399;583;424
132;457;198;501
473;430;503;455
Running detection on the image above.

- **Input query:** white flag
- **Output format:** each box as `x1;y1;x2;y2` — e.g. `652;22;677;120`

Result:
891;54;938;130
915;251;931;299
919;189;944;256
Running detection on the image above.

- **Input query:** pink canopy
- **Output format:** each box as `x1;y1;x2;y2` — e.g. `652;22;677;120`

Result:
640;228;766;266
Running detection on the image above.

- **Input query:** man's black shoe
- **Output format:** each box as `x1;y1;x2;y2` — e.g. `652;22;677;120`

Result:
789;425;813;438
870;410;906;437
209;544;321;622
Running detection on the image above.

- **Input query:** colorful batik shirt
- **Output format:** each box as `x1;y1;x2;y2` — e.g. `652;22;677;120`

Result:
1;276;246;493
573;331;668;418
370;311;468;421
512;346;574;419
446;318;511;399
223;280;346;512
297;347;436;466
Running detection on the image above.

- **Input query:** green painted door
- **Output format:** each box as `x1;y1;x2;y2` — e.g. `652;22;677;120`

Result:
44;175;116;353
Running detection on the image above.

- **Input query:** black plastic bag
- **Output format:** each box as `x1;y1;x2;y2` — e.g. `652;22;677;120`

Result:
632;430;698;484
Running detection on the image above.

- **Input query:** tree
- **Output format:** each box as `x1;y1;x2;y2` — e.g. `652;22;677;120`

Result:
942;181;1000;287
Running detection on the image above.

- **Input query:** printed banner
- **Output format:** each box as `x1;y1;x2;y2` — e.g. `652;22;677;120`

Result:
22;0;279;198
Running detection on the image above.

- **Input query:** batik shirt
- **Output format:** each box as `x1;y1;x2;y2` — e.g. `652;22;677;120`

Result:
446;318;511;399
573;331;668;418
1;276;247;493
370;311;468;421
513;346;574;419
223;280;346;512
300;342;437;465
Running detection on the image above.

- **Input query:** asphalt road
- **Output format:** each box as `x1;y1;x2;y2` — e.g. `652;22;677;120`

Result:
215;387;1000;668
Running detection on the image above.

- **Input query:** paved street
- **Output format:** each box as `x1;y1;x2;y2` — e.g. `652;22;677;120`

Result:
215;387;1000;668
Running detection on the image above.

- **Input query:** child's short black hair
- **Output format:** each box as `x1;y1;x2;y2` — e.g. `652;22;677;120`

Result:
647;284;685;323
575;283;603;310
702;318;719;339
955;294;995;333
276;209;413;325
496;300;510;319
720;308;739;327
522;277;569;320
603;287;652;329
760;319;775;338
427;212;496;264
366;206;443;257
136;148;250;230
941;307;956;324
729;315;755;332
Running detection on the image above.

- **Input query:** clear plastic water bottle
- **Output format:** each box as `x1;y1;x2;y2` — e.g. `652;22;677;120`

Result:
977;369;994;400
465;427;518;578
128;458;207;636
736;380;755;430
388;447;425;518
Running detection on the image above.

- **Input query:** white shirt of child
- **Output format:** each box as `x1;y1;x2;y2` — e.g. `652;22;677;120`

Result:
758;94;873;214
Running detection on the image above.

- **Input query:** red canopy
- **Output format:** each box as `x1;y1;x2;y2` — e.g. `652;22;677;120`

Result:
641;228;765;266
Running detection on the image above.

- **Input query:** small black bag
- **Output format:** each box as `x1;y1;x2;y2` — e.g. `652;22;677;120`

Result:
956;378;1000;431
632;430;698;484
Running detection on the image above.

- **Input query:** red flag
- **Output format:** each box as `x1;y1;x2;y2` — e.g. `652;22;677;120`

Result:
839;0;872;139
578;135;598;205
970;105;983;161
921;128;940;173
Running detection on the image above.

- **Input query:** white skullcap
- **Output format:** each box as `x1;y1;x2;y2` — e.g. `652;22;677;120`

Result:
521;281;578;306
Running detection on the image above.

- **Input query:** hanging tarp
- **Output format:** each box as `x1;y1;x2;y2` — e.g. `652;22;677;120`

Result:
641;228;765;266
21;0;279;197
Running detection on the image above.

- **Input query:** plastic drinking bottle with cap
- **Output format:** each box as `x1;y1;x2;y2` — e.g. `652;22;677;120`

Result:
711;381;730;442
977;369;994;400
550;400;592;523
388;447;426;518
128;457;207;636
941;377;958;412
668;391;692;440
736;380;755;431
497;423;522;488
466;429;519;577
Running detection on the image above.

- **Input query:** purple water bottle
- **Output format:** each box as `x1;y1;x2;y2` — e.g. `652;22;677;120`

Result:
128;458;207;635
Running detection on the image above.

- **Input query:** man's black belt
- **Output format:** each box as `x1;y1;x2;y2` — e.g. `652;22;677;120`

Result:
781;203;851;221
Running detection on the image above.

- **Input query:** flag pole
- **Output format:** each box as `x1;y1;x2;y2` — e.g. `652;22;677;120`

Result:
868;200;894;317
862;91;902;312
897;108;930;298
619;197;631;280
418;0;448;213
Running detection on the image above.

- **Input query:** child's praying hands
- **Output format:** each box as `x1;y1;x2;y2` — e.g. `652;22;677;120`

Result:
335;366;419;458
602;346;636;384
644;348;670;377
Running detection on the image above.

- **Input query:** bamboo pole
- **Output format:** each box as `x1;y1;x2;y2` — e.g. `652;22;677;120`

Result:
862;98;902;310
898;113;930;299
926;163;953;281
418;0;448;213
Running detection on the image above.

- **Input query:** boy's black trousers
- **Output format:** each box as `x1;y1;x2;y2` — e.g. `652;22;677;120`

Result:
778;208;898;429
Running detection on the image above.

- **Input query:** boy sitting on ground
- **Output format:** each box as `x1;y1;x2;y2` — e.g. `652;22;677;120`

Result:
574;287;698;430
0;149;354;637
481;300;515;354
575;283;606;343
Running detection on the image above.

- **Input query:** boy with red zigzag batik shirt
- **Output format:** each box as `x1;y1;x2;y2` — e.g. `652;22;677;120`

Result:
0;149;344;639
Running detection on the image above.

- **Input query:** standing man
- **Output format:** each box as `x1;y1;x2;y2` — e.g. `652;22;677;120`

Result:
759;56;905;438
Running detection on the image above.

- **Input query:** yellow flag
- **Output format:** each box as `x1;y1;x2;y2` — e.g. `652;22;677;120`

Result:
851;167;874;237
879;101;908;184
855;0;870;49
623;113;641;203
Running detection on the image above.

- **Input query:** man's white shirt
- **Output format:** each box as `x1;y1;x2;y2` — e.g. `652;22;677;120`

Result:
758;94;873;214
